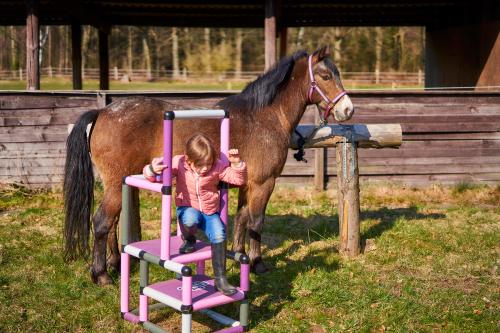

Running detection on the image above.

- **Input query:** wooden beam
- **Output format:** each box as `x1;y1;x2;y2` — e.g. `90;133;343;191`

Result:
291;124;403;149
264;0;276;70
71;24;82;90
98;29;109;90
26;0;39;90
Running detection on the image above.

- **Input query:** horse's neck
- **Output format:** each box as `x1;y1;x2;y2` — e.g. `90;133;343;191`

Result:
269;69;309;135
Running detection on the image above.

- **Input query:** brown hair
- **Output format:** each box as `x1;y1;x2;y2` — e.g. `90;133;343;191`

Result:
185;133;218;168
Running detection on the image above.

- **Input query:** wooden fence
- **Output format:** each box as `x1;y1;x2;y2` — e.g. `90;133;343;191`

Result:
0;91;499;188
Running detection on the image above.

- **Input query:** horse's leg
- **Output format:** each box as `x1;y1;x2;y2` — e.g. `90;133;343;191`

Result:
232;187;249;254
91;187;121;285
129;187;142;243
246;178;276;274
106;184;142;274
106;221;120;273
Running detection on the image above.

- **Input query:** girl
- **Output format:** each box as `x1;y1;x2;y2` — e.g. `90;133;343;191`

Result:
143;133;247;296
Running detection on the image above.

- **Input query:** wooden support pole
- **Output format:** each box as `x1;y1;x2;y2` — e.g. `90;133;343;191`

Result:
26;0;40;90
98;29;109;90
336;139;360;256
264;0;277;70
279;26;287;58
314;111;326;190
71;24;82;90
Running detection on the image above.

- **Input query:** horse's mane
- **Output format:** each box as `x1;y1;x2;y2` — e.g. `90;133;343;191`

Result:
219;50;308;112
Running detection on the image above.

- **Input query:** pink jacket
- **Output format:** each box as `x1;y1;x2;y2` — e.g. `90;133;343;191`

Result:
143;155;247;215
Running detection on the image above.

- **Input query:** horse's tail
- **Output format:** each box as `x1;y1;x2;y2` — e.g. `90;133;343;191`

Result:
63;109;100;261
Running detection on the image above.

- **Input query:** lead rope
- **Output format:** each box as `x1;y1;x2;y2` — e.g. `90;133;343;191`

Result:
293;130;308;163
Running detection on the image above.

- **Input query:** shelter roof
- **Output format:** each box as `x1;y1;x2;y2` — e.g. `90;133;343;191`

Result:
1;0;498;27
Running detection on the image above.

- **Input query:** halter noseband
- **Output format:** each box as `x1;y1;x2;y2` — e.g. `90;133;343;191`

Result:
307;55;347;123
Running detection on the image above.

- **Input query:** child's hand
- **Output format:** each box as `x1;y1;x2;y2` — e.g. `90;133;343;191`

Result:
228;149;241;165
151;157;168;174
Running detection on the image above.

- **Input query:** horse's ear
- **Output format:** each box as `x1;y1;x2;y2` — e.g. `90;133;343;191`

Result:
314;45;331;61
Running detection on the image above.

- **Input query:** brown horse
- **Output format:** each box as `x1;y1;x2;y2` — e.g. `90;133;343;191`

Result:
63;46;354;285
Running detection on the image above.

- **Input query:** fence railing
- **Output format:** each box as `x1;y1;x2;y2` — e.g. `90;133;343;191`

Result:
0;67;424;85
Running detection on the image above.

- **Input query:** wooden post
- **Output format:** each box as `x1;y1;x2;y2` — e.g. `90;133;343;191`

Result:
291;123;402;257
98;29;109;90
71;23;83;90
336;138;360;257
314;111;326;190
264;0;276;70
26;0;40;90
279;26;287;58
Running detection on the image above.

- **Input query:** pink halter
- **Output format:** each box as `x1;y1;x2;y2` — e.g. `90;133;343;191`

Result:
307;55;347;122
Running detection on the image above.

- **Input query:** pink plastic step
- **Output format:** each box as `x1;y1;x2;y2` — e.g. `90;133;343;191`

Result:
143;275;245;312
124;237;212;264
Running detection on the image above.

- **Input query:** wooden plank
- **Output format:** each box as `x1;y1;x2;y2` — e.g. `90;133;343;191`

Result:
328;147;500;159
0;142;66;158
0;95;98;109
356;164;500;175
0;166;64;176
403;132;500;140
354;156;500;166
0;173;64;185
0;107;89;126
343;114;500;124
0;125;69;143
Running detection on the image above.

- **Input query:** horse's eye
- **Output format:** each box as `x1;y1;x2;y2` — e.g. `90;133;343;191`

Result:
320;74;331;81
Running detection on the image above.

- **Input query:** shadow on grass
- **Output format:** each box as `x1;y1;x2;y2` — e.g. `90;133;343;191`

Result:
361;206;446;240
249;240;340;326
255;205;445;249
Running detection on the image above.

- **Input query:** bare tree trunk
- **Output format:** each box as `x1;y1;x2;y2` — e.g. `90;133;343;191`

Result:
183;27;191;77
81;26;91;79
142;34;152;81
58;26;65;74
375;27;383;84
10;26;17;70
333;27;342;67
148;28;160;77
204;28;212;75
47;26;52;76
171;27;180;79
39;26;49;68
296;27;304;49
235;28;242;79
398;27;406;71
127;26;133;77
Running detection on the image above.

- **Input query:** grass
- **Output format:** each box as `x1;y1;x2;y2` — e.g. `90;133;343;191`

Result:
0;78;247;91
0;183;498;332
0;78;420;91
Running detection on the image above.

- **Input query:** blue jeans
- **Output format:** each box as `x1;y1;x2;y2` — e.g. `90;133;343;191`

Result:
176;206;226;244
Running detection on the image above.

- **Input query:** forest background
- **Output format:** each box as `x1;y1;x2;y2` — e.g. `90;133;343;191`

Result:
0;26;424;86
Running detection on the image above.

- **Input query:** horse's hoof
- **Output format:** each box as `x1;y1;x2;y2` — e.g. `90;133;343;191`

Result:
90;269;114;286
251;260;270;274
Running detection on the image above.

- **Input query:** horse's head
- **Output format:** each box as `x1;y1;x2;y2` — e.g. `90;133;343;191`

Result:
307;46;354;123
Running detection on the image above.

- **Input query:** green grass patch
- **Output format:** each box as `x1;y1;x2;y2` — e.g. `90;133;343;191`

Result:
0;184;498;332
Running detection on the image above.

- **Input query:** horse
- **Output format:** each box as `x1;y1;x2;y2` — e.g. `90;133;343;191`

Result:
63;46;354;285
